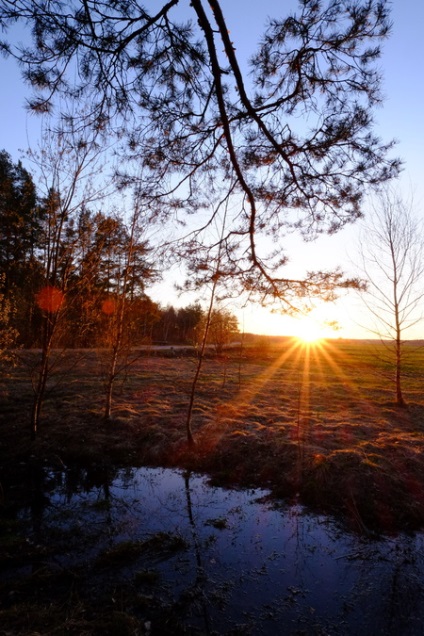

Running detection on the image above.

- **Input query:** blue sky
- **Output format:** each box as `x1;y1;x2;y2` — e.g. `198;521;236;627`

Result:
1;1;423;338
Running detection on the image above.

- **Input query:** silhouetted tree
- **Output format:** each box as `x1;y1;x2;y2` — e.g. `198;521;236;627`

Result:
0;0;399;308
28;124;105;438
0;150;40;288
184;199;230;445
67;210;128;347
0;150;44;344
95;204;156;420
64;208;103;347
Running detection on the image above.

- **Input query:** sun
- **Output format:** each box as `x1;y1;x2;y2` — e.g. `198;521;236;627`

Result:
294;318;325;344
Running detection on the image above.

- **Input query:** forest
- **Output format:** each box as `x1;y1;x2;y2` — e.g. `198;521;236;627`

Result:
0;150;239;352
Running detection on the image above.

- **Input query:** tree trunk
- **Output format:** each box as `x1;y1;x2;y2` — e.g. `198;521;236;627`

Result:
30;314;55;439
394;294;406;407
395;333;406;407
104;345;119;421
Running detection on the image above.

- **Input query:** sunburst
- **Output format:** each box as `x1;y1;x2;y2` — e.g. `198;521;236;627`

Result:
294;317;326;344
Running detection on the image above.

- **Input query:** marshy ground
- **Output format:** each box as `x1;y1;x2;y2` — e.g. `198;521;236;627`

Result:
2;338;424;532
1;339;424;633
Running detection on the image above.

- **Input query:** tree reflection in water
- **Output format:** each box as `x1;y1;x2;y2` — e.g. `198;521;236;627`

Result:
3;465;424;634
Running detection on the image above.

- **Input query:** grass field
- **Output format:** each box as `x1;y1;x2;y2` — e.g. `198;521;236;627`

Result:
1;338;424;534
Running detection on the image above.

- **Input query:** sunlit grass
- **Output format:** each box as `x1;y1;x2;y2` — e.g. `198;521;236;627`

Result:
3;341;424;532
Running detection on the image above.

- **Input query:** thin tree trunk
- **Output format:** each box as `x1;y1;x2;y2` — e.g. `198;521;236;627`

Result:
395;330;406;407
102;208;141;421
185;201;229;446
185;312;212;446
104;345;119;421
238;322;245;387
31;357;49;439
30;315;56;439
393;275;406;407
104;298;125;421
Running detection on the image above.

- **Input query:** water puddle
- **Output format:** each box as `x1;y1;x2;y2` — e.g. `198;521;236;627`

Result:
2;465;424;634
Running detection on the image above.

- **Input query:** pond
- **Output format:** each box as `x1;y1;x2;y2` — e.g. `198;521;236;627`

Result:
2;464;424;634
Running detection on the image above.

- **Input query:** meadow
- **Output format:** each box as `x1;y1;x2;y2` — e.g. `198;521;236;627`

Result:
2;337;424;534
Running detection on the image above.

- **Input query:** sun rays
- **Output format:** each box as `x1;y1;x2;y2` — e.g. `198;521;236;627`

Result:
198;334;392;501
222;335;377;439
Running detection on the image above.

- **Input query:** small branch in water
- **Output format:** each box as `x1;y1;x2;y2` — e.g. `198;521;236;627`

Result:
335;551;365;561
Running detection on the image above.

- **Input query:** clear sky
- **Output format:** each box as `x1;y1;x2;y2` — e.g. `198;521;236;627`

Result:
1;1;423;339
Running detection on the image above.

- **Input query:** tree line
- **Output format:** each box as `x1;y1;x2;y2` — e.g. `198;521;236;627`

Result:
0;149;239;353
2;140;423;430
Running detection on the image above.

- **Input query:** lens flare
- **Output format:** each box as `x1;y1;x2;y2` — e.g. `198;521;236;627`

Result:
102;298;116;315
36;286;64;313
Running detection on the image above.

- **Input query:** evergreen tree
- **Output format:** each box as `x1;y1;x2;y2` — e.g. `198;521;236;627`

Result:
0;150;44;344
0;1;400;307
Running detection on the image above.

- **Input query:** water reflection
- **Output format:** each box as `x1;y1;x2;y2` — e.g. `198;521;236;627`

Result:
4;465;424;634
